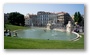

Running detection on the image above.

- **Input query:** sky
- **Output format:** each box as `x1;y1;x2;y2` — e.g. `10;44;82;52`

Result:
4;4;84;16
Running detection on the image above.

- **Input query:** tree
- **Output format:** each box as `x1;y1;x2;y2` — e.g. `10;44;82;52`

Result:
74;12;78;22
74;12;83;26
77;12;82;23
8;12;25;26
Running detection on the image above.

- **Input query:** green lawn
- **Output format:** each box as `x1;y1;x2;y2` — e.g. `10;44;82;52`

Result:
4;24;29;31
4;24;84;49
4;35;84;49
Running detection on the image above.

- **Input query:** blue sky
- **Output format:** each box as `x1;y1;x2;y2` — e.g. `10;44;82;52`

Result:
4;4;84;15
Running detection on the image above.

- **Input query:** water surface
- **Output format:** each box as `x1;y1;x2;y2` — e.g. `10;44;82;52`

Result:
17;28;77;41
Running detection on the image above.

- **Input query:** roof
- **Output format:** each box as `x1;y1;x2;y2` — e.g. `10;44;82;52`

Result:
56;12;67;14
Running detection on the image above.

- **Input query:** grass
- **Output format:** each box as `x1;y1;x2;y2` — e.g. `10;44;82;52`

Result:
4;24;29;31
4;24;84;49
4;35;84;49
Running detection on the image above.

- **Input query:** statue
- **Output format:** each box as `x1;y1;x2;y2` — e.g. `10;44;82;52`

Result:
47;21;51;30
47;20;56;30
66;21;72;33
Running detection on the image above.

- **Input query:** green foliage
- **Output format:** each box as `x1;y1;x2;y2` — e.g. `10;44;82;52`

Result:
74;12;83;25
78;12;82;22
74;12;78;22
8;12;25;26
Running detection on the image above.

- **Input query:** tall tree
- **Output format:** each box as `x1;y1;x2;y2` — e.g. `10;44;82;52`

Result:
77;12;82;23
74;12;78;22
8;12;25;26
74;12;83;25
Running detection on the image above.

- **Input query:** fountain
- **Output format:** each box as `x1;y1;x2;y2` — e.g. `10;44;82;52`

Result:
47;20;56;30
17;28;76;41
47;21;51;30
66;21;72;33
31;23;36;31
50;21;57;36
16;20;77;41
31;23;33;28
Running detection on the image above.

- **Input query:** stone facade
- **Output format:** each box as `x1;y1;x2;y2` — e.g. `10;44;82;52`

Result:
57;12;73;27
37;11;57;26
24;11;73;27
24;14;32;26
30;14;37;26
37;11;51;26
24;14;37;26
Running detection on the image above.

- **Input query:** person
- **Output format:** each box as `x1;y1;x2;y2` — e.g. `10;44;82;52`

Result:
4;29;6;36
8;31;11;37
13;31;17;37
4;29;8;36
7;29;11;36
15;32;17;37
